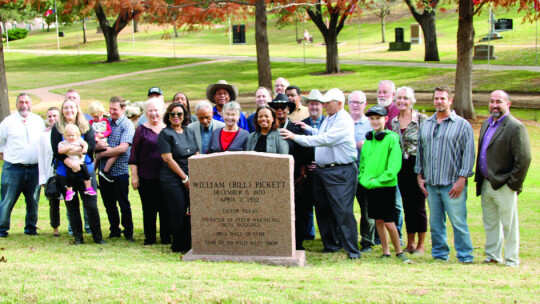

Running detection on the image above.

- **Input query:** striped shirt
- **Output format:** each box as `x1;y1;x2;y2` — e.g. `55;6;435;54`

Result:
414;111;475;186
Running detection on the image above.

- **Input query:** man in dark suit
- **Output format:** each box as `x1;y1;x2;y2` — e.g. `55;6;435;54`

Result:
269;93;309;250
475;90;532;267
187;101;225;154
301;90;326;241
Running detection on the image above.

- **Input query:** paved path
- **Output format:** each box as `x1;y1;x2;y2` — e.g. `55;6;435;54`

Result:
9;49;540;72
6;49;540;111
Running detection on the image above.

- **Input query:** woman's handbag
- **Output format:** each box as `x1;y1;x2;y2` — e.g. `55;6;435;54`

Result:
44;175;60;199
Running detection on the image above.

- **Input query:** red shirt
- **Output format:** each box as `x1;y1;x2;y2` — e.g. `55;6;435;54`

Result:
220;130;238;151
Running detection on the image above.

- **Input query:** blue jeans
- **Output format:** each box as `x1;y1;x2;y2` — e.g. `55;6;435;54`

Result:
0;162;40;236
426;184;474;262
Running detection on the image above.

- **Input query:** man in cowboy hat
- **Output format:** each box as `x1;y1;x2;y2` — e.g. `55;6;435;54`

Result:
301;89;327;241
280;88;361;259
269;93;309;250
207;80;248;130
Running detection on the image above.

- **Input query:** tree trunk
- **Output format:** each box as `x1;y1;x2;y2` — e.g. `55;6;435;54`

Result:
255;0;272;89
324;28;340;73
404;0;440;61
174;25;179;38
82;18;87;44
454;0;475;119
103;28;120;62
307;6;342;74
133;19;139;33
94;4;133;62
381;17;386;43
0;16;10;122
419;12;439;61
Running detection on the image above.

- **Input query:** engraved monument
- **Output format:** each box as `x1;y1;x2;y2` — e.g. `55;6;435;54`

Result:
183;151;306;267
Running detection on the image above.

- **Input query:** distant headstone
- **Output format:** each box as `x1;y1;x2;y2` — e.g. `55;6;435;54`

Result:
183;152;306;267
395;27;404;43
410;23;422;44
473;44;496;60
389;27;411;51
232;24;246;44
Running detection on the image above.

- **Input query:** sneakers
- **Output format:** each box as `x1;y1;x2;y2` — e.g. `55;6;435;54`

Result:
379;253;391;258
65;190;75;201
397;253;411;264
84;187;97;196
99;171;114;183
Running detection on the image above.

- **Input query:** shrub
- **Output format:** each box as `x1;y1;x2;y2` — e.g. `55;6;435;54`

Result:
2;28;29;41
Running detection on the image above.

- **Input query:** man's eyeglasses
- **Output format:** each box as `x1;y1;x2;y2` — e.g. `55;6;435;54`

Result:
169;112;184;118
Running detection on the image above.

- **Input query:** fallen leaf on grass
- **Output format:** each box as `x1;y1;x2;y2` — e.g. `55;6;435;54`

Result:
29;247;36;252
411;288;429;296
171;284;177;292
0;256;6;263
0;247;4;250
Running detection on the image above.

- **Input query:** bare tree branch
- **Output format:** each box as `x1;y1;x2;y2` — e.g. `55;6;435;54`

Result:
267;2;319;13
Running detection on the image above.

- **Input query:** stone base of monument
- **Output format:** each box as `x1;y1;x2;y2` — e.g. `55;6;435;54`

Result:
389;42;411;51
183;249;306;267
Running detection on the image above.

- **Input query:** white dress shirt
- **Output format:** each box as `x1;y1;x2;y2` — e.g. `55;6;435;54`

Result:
293;109;357;166
38;129;55;185
0;112;45;164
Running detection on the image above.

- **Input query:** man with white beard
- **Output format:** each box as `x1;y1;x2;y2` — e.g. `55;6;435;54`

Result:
377;80;400;130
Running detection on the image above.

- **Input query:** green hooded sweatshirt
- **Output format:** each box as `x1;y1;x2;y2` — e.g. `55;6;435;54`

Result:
358;130;402;189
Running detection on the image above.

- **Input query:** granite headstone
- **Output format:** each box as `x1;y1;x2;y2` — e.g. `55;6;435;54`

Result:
183;151;306;267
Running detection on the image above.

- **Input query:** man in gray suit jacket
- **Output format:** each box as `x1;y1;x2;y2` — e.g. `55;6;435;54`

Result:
475;90;532;267
187;101;225;154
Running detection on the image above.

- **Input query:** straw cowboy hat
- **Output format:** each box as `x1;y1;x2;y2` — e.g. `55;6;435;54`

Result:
301;89;324;104
206;80;238;103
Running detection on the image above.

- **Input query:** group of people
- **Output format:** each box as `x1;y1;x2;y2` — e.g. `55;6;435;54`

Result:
0;78;532;267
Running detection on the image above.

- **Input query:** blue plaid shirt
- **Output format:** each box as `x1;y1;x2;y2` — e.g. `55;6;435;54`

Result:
100;115;135;176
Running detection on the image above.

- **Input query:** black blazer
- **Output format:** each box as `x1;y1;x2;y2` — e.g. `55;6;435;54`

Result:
474;114;532;196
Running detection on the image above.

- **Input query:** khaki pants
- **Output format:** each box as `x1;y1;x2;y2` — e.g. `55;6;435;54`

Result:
481;180;519;266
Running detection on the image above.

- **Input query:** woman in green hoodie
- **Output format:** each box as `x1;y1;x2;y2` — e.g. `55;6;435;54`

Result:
359;105;409;263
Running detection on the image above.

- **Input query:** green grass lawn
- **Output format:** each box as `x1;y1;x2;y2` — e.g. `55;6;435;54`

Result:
4;5;539;66
4;53;540;115
0;123;538;303
4;53;205;91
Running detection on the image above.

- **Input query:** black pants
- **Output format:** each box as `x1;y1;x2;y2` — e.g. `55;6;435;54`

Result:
66;163;90;188
313;163;360;256
398;156;427;233
49;196;61;229
99;174;133;238
57;172;103;243
162;180;191;252
139;178;171;244
356;183;375;247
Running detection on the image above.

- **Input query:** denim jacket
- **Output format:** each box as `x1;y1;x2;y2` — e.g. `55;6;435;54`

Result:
246;129;289;154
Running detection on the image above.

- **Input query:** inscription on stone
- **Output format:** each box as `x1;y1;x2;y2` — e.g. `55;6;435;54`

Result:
188;152;295;257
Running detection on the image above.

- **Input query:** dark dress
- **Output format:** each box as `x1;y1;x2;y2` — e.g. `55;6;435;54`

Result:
128;124;171;245
158;127;199;252
50;123;104;244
